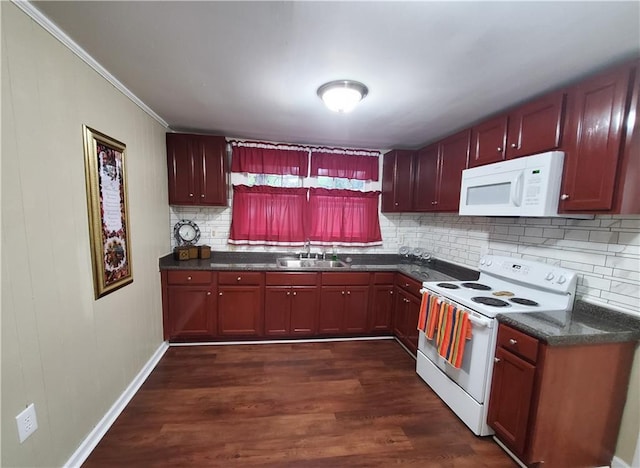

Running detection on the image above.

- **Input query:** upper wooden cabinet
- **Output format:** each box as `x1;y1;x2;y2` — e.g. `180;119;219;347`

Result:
381;150;416;212
560;62;637;213
414;130;470;212
470;92;565;168
166;133;228;206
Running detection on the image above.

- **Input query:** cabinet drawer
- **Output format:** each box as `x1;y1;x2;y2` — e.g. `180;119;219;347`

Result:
497;323;539;364
167;270;213;285
396;274;422;298
373;272;395;284
321;272;370;286
266;272;318;286
218;271;263;285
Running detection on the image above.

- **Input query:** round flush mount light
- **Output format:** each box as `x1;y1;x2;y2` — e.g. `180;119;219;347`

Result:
317;80;369;113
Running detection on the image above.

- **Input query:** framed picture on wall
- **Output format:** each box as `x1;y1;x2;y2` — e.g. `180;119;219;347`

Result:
82;125;133;299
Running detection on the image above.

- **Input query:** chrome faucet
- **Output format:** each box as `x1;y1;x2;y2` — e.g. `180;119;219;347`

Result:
304;239;311;258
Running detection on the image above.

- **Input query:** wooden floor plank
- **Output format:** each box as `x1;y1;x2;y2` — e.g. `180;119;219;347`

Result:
83;340;516;467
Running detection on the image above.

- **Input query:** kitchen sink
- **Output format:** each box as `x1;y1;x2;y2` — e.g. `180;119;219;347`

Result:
276;257;348;268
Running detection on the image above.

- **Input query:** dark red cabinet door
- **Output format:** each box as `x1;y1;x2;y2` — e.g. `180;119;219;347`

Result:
560;64;633;212
264;287;290;336
167;285;215;339
506;91;566;159
393;289;409;342
343;286;369;333
218;286;263;336
412;145;439;211
382;150;415;212
290;287;318;336
166;133;197;205
470;115;508;167
404;292;421;355
369;285;394;332
318;287;345;334
487;347;536;457
436;129;470;211
199;136;227;205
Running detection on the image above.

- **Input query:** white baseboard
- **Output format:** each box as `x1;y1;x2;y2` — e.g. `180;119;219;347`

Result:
63;341;169;468
611;455;632;468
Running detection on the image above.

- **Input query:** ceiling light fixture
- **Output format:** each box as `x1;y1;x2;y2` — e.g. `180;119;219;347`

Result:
317;80;368;113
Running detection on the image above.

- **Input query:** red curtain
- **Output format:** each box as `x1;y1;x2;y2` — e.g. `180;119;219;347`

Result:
229;185;307;246
306;188;382;246
231;144;308;176
310;151;379;181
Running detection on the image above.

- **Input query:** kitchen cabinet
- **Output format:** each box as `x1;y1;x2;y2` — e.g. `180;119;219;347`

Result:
470;92;565;167
166;133;228;206
488;323;636;467
318;272;370;335
382;150;416;212
393;274;423;355
413;130;470;212
369;272;395;333
217;272;264;337
161;270;216;340
264;272;319;337
560;61;637;213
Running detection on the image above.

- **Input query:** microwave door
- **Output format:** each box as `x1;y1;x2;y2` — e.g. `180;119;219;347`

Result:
460;169;524;216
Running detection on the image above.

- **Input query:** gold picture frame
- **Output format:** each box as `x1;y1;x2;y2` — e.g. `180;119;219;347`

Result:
83;125;133;298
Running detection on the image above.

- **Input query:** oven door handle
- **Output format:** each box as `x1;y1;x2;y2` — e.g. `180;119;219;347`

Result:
467;314;493;329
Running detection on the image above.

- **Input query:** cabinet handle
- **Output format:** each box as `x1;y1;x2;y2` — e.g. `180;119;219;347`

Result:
293;292;297;296
510;143;517;148
509;338;518;345
206;291;211;296
560;194;570;200
497;147;502;152
237;276;241;282
187;276;192;281
494;357;501;363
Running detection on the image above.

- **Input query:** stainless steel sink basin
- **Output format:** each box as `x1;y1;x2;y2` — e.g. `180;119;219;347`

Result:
276;257;348;268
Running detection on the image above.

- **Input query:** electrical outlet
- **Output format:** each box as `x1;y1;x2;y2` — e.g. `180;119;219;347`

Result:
16;403;38;443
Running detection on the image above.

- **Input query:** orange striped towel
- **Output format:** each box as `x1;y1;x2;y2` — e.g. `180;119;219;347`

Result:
425;295;441;339
436;306;473;369
417;291;429;331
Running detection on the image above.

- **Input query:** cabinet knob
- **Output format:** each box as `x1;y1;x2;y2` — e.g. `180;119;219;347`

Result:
293;291;297;296
201;194;205;198
342;291;345;295
206;291;211;296
219;292;223;296
287;291;290;296
431;201;437;205
237;276;241;281
497;147;502;152
347;291;351;295
510;143;517;148
187;276;192;281
395;202;399;206
509;338;518;345
405;283;409;288
390;291;394;295
560;194;570;200
189;193;194;197
494;357;501;363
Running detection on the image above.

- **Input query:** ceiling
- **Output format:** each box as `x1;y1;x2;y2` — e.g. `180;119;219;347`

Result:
33;1;640;150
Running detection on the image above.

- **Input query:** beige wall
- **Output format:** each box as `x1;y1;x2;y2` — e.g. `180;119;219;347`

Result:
1;3;169;466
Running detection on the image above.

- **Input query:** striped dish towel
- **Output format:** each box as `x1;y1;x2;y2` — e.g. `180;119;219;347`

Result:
436;305;473;369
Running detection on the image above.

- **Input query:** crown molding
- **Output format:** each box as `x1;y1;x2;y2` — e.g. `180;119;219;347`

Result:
11;0;169;128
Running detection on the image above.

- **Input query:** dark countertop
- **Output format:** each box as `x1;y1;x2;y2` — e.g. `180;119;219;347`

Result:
497;300;640;346
159;252;479;284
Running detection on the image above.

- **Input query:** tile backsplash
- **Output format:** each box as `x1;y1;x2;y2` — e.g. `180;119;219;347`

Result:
170;206;639;316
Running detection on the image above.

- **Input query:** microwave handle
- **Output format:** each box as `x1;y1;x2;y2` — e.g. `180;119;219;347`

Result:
510;173;524;207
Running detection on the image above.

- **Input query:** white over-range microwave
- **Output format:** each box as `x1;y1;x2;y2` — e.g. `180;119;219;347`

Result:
459;151;565;217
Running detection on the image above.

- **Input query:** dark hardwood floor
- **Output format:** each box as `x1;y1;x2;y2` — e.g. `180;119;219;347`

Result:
83;340;516;467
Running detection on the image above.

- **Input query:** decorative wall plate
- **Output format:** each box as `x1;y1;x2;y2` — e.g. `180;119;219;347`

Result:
174;219;201;245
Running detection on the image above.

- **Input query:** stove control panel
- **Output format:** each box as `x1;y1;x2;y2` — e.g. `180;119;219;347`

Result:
480;255;577;294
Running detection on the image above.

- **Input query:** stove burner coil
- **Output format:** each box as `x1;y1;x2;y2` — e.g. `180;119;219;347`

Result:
471;296;510;307
462;282;492;291
510;298;539;306
436;283;460;289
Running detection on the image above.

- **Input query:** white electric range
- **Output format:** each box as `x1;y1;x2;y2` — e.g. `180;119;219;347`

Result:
416;255;578;436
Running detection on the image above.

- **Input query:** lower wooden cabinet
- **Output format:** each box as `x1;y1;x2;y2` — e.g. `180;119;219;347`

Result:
488;323;636;467
369;283;395;332
318;272;370;335
393;287;421;355
265;286;318;336
217;285;263;337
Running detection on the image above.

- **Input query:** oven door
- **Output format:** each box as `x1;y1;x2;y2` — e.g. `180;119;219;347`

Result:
418;308;495;404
